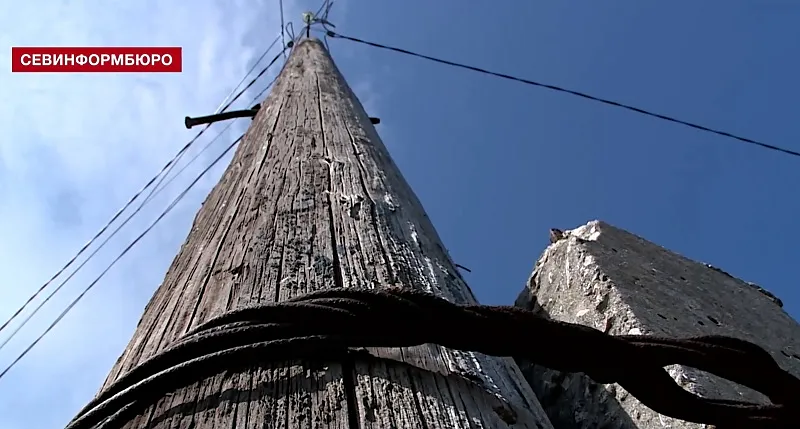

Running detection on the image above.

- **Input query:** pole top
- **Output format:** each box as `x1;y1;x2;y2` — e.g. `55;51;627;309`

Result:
300;9;337;39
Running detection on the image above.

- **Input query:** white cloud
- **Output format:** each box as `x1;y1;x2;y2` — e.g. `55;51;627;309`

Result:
0;0;314;427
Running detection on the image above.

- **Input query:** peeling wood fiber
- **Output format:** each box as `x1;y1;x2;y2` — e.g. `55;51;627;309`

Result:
515;220;800;429
93;38;553;429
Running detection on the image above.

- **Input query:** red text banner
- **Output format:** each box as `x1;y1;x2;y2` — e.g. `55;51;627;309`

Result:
11;47;182;73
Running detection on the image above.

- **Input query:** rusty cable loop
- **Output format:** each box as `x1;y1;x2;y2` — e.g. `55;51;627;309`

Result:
66;287;800;429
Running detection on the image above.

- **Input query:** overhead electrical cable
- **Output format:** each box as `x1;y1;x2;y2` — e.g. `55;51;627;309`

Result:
0;38;297;380
250;74;281;107
0;130;206;336
143;33;282;212
0;123;237;354
142;74;282;206
214;35;281;115
326;30;800;159
0;40;292;344
138;35;281;210
279;0;287;60
155;34;281;205
219;46;289;114
309;0;335;52
0;133;246;382
316;0;334;23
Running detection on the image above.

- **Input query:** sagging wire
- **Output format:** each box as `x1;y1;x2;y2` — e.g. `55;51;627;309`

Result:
0;39;294;362
325;30;800;160
0;131;246;382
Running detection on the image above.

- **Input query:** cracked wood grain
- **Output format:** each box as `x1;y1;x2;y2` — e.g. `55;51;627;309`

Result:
92;38;552;429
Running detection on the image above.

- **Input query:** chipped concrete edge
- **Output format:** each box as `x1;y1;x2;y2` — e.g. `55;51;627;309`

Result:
514;219;799;429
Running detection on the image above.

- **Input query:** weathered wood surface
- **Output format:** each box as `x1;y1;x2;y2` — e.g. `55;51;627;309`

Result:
515;220;800;429
90;38;552;429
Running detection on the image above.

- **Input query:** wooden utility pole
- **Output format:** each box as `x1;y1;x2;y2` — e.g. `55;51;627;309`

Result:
516;220;800;429
88;38;554;428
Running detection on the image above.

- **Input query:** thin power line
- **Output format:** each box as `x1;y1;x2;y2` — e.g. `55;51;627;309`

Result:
216;35;281;114
0;41;291;340
279;0;286;60
0;124;240;354
140;36;283;211
146;75;281;205
0;40;295;378
251;70;281;103
326;30;800;159
0;132;246;382
0;51;288;354
0;129;204;336
132;36;281;219
219;45;289;113
314;0;331;19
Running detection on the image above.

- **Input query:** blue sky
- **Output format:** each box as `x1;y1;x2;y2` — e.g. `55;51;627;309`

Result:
1;1;799;428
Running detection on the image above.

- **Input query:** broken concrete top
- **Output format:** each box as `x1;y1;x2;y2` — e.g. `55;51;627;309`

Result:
516;220;800;429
